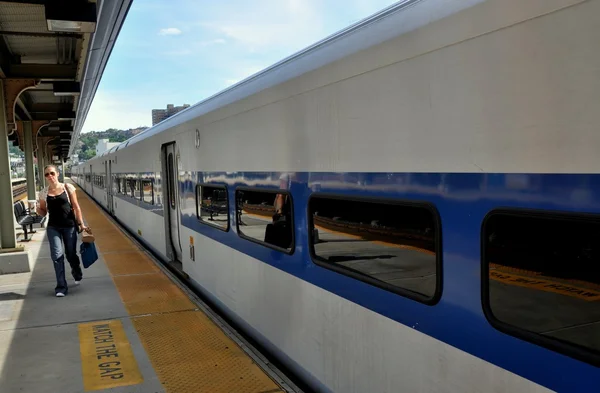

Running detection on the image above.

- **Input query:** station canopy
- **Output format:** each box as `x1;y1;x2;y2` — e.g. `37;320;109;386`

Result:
0;0;132;161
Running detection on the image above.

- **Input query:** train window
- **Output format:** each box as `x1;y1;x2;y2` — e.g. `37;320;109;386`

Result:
196;184;228;231
483;210;600;365
142;179;154;205
128;179;140;199
154;173;163;208
308;195;440;303
167;153;175;210
235;189;294;253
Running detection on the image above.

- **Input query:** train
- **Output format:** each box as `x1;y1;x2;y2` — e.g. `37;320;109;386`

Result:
71;0;600;392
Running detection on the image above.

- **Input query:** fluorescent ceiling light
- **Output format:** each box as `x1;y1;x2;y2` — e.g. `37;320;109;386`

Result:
47;20;95;33
52;82;81;96
45;2;97;33
54;91;80;96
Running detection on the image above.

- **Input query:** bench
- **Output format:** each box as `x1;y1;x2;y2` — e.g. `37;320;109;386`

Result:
202;203;228;221
14;200;47;241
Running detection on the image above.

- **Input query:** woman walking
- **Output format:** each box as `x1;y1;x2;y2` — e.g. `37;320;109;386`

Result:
36;165;89;297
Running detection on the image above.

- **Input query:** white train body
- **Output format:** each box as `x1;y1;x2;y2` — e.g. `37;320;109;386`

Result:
73;1;600;392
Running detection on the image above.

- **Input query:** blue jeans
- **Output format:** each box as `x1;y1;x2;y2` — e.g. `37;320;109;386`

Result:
47;226;82;295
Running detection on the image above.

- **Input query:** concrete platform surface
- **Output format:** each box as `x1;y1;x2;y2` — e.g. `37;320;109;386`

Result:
0;181;296;393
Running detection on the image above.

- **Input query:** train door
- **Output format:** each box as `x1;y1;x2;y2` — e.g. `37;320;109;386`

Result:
106;160;114;214
161;143;182;263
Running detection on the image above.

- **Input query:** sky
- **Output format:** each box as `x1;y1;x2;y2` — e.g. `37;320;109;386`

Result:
81;0;399;133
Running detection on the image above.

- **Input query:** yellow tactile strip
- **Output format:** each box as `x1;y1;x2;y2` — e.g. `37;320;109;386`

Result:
72;183;284;393
103;251;160;276
112;273;197;315
133;311;283;393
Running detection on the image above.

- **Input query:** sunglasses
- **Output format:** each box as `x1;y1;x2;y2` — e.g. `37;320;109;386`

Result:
44;171;56;177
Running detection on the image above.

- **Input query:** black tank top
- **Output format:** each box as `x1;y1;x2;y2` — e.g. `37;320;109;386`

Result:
46;190;76;228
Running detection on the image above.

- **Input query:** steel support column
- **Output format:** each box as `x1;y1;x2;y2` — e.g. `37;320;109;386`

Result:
23;121;35;199
36;147;43;191
0;80;16;249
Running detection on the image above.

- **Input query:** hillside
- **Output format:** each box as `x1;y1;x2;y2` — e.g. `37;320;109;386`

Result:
75;127;147;161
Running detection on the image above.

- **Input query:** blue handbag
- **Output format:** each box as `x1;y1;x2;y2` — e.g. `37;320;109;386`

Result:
80;241;98;269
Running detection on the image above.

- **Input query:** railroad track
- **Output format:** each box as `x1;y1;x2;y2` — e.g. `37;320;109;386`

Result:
12;184;27;199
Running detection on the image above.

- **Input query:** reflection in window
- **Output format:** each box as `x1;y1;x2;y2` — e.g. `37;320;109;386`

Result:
142;179;154;204
196;185;228;230
128;179;140;199
167;153;175;209
154;173;163;208
236;189;293;252
309;196;438;300
196;185;229;230
484;211;600;361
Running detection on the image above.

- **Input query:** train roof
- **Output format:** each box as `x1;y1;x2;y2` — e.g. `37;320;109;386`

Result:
91;0;483;156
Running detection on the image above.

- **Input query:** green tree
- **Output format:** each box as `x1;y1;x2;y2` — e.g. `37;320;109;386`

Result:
72;127;148;163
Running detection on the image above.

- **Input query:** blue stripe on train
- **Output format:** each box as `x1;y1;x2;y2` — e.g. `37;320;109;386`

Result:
177;171;600;393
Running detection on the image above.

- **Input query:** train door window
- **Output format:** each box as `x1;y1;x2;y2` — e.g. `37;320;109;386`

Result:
308;196;440;303
142;179;154;205
167;153;175;210
128;179;140;199
483;210;600;366
196;184;229;231
235;188;293;253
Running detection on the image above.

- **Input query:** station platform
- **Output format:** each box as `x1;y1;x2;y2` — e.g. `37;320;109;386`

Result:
0;181;298;393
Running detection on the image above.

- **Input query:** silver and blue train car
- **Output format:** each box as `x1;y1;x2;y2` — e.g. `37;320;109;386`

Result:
72;0;600;391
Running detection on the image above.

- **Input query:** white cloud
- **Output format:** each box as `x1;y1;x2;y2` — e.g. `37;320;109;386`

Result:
81;91;151;132
163;49;192;56
159;27;182;36
82;0;401;134
201;0;325;53
161;39;226;56
223;65;267;87
198;38;226;47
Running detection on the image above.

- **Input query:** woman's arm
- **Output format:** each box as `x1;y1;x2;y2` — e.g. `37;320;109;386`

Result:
65;184;87;230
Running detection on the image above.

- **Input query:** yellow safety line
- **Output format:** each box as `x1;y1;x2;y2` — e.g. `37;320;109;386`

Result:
72;183;284;393
489;269;600;301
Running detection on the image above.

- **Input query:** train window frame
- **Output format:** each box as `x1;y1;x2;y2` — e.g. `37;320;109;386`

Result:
481;208;600;368
235;186;295;255
307;193;443;305
195;183;229;232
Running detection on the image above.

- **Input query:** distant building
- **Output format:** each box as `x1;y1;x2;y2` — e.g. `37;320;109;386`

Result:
96;138;120;156
151;104;190;126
